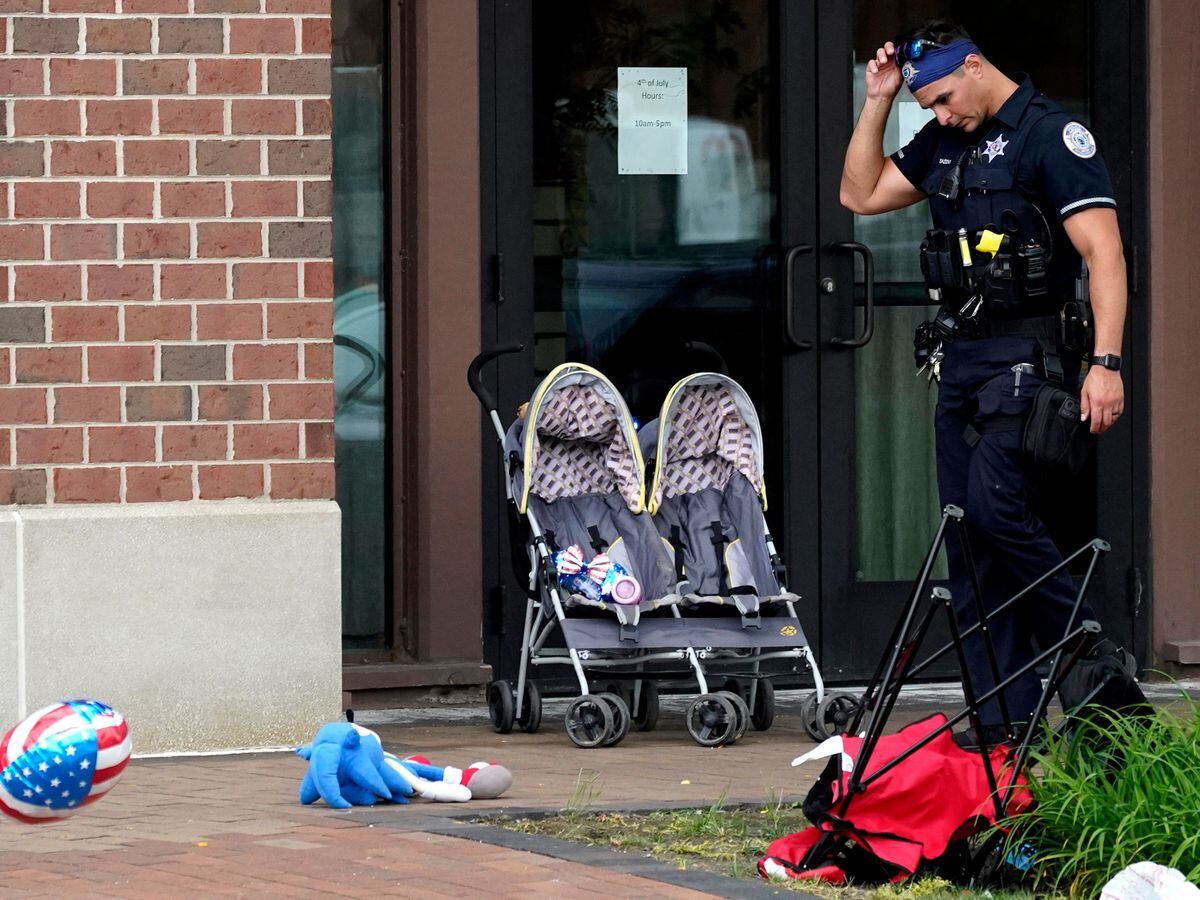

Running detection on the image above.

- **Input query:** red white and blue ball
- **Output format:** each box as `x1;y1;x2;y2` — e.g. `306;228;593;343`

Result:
0;700;131;824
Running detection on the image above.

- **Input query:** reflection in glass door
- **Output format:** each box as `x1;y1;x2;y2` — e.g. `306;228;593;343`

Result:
530;1;776;426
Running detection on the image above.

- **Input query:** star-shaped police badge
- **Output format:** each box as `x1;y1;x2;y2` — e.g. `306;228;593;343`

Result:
982;134;1008;163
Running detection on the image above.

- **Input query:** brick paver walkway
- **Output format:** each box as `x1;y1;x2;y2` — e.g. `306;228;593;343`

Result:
0;710;834;897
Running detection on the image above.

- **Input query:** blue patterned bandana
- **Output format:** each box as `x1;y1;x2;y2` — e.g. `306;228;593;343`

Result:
901;40;980;92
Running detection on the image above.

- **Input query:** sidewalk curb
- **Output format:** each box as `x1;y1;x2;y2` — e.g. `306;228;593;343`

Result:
355;806;820;899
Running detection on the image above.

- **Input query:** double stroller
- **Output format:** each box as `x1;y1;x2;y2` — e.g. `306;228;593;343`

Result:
469;347;857;748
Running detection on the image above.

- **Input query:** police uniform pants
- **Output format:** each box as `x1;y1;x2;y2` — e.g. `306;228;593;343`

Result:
934;337;1096;726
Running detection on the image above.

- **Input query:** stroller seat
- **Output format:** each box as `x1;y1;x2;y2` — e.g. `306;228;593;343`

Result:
514;380;681;623
642;377;797;610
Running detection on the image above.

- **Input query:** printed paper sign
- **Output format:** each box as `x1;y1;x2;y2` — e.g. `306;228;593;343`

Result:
618;67;687;175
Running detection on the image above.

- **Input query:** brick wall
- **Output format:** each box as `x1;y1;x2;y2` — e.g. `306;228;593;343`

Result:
0;0;334;504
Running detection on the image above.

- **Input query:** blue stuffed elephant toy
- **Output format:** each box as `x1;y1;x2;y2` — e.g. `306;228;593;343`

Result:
296;722;472;809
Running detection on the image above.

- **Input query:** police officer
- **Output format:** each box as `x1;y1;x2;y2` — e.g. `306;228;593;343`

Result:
840;20;1129;742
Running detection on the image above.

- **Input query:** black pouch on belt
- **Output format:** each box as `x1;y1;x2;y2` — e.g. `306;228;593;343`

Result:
1022;385;1094;474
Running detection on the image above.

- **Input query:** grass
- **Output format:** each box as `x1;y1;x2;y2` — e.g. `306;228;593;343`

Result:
486;769;1044;899
1005;690;1200;897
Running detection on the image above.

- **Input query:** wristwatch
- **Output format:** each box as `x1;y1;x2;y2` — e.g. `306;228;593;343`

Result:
1089;354;1122;372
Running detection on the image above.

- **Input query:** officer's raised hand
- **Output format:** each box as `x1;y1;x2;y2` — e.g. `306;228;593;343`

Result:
866;42;903;100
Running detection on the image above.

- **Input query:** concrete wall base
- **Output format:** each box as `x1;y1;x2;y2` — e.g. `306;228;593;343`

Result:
0;501;342;753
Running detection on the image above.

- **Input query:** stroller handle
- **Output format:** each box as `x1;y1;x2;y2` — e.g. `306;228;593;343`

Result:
467;343;525;413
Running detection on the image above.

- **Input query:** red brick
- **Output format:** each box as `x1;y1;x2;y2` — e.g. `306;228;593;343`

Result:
51;140;117;176
233;343;297;380
0;224;46;260
231;99;296;136
54;466;119;502
123;140;189;176
52;304;118;341
303;261;332;298
12;17;79;53
162;181;227;218
122;59;188;95
229;18;295;53
0;387;48;424
198;463;263;499
14;265;83;301
268;382;331;419
122;0;186;11
124;384;191;421
85;99;152;135
0;468;47;504
234;422;298;459
13;99;81;136
51;0;113;11
303;420;332;457
196;141;261;177
0;59;46;96
85;17;152;53
14;183;80;219
87;345;154;381
266;0;327;11
301;18;331;54
16;426;83;463
163;423;226;461
53;384;120;422
270;461;333;499
303;342;332;379
88;264;154;301
158;17;223;54
301;99;331;135
126;464;192;501
198;223;262;259
124;304;191;340
196;59;262;95
160;264;227;300
50;223;117;260
199;383;261;420
266;301;330;339
0;141;45;178
158;99;224;136
234;262;298;299
124;223;190;259
15;347;82;384
231;182;296;217
88;425;155;462
0;271;7;302
50;58;117;95
193;0;256;9
0;348;9;383
87;181;154;218
197;303;263;340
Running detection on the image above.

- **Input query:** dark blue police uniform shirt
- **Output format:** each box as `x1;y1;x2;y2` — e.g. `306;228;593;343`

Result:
891;76;1116;297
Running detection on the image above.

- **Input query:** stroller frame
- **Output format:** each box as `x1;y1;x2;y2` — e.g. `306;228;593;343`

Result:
471;348;831;747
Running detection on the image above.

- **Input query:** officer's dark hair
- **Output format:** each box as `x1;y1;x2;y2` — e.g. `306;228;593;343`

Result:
902;18;978;51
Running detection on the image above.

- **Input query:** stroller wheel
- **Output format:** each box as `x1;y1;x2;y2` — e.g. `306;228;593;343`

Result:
517;679;542;734
632;681;659;732
800;691;823;741
686;693;738;747
750;678;776;732
815;692;861;740
488;680;516;734
718;690;750;744
564;695;614;749
596;692;631;747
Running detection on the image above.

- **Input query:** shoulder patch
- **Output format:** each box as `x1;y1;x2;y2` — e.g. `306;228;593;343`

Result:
1062;122;1097;159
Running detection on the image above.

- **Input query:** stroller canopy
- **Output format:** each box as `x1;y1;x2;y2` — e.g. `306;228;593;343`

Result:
511;363;645;515
646;373;766;516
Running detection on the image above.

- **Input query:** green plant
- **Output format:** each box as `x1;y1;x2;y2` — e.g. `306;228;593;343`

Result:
1006;693;1200;896
564;768;603;816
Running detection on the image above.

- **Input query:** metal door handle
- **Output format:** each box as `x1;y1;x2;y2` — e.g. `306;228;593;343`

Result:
827;241;875;349
784;243;814;351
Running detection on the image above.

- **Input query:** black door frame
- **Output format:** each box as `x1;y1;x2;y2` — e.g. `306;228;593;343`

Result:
478;0;1150;682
